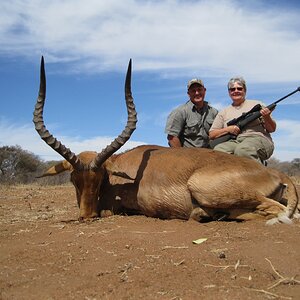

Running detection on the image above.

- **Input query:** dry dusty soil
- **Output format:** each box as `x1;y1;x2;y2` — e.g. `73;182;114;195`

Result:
0;184;300;300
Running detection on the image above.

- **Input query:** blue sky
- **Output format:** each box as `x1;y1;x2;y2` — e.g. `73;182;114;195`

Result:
0;0;299;162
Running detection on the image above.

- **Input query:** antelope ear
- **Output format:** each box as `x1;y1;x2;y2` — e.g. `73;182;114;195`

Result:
37;160;72;178
104;159;135;181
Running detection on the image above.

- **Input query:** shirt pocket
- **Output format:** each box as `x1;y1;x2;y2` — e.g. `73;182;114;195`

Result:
203;115;214;133
205;115;214;127
185;122;200;137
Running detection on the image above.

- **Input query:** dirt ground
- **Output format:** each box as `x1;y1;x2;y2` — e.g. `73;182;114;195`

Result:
0;184;299;300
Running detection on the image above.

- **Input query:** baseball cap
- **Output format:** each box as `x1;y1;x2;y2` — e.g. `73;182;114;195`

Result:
187;78;204;90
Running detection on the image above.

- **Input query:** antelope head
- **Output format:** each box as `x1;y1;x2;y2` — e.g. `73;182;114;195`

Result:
33;57;137;220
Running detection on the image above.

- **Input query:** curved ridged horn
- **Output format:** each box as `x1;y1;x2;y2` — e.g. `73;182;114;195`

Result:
33;56;83;170
90;59;137;170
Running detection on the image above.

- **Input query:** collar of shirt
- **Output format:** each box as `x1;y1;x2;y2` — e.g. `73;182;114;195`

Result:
188;100;208;114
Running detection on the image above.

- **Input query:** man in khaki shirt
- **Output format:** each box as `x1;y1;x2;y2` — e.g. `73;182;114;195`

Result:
165;78;218;148
209;77;276;163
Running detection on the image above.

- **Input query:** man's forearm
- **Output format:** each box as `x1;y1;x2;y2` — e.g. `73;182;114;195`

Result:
167;135;182;147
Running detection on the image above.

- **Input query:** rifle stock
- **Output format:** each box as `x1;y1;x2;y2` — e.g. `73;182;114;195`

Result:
209;87;300;149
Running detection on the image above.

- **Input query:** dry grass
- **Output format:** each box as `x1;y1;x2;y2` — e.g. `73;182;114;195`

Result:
291;176;300;185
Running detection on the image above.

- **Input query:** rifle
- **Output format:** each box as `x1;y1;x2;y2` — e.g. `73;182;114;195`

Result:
210;87;300;148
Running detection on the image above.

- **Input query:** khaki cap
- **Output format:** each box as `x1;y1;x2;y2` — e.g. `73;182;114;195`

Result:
187;78;204;90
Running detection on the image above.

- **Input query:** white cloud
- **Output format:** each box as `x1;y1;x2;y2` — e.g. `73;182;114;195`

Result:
0;1;299;162
0;119;145;161
1;117;299;162
272;119;300;161
0;1;299;81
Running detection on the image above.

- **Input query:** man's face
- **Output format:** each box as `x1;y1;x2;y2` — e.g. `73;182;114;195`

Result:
188;84;206;107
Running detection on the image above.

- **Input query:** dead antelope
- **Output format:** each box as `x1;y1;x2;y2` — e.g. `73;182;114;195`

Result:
34;58;299;224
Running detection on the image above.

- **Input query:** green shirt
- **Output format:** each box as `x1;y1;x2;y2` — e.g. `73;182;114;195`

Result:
165;101;218;148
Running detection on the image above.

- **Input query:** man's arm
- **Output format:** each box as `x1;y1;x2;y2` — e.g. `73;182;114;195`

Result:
165;108;185;147
167;135;182;147
209;126;240;140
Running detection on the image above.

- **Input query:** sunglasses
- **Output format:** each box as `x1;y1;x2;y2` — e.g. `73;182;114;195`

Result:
229;87;243;92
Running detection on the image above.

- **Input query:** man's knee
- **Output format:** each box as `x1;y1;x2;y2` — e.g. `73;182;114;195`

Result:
234;145;254;158
257;145;274;161
213;143;233;154
234;145;264;164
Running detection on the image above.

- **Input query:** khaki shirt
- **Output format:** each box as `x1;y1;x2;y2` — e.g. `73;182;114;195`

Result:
165;101;218;148
209;99;273;143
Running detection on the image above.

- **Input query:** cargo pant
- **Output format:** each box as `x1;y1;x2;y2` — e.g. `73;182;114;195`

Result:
213;135;274;164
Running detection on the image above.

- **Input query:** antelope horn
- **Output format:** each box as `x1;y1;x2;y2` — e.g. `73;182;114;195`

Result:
33;56;83;170
90;59;137;170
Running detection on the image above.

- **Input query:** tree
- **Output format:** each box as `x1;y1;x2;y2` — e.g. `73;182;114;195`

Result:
0;145;39;183
291;158;300;176
267;157;300;176
0;145;68;184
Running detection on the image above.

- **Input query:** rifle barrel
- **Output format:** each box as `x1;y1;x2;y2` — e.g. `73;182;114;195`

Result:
273;87;300;105
238;87;300;128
